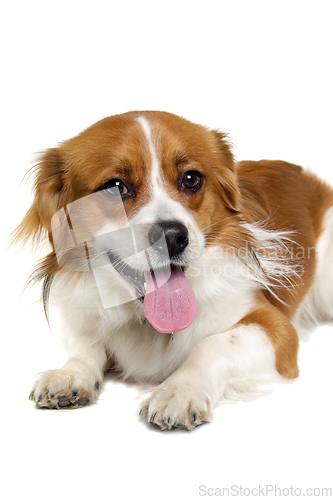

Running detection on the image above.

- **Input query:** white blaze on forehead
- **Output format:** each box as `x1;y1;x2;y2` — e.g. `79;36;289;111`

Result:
134;115;205;261
137;116;162;189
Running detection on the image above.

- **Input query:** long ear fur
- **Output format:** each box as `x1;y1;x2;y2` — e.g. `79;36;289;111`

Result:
211;130;240;212
11;148;64;249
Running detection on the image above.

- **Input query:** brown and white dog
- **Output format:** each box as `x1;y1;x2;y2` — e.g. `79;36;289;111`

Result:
16;111;333;429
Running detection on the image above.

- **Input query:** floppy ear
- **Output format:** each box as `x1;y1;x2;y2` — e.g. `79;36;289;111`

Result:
211;130;240;212
12;148;64;248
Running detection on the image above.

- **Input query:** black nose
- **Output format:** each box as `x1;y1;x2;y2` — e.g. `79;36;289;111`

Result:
148;221;189;258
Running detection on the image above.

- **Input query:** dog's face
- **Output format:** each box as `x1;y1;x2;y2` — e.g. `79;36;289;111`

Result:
21;111;241;331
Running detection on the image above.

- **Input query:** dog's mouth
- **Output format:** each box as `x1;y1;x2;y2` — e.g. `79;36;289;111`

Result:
107;250;198;333
107;249;148;299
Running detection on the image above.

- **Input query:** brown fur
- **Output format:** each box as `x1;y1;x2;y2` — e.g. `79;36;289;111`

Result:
238;291;299;378
238;160;333;314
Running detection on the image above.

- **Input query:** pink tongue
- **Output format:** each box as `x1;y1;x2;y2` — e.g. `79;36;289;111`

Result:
143;267;198;333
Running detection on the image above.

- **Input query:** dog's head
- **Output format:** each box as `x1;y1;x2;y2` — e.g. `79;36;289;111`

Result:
16;111;241;332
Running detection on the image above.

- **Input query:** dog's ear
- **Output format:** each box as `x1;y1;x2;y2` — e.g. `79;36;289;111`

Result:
211;130;240;212
12;148;64;248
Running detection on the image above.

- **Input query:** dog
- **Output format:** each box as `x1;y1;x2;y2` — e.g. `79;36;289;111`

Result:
15;111;333;430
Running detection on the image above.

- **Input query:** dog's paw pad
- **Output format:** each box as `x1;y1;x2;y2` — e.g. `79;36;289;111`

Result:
139;382;213;431
58;395;72;407
29;369;100;410
77;396;90;406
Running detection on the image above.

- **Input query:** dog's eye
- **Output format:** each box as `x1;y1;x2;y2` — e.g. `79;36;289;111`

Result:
100;179;130;197
181;170;204;192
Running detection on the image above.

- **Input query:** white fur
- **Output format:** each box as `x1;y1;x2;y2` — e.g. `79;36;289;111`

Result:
243;222;304;302
48;243;258;384
44;223;296;391
140;324;278;429
137;116;161;189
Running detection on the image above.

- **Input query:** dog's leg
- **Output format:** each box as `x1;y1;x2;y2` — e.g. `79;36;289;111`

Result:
29;332;108;409
140;305;299;430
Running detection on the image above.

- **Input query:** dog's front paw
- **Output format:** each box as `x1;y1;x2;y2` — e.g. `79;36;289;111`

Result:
29;368;101;409
139;375;213;430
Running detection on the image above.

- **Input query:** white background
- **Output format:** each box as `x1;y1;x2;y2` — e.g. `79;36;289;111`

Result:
1;1;333;499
